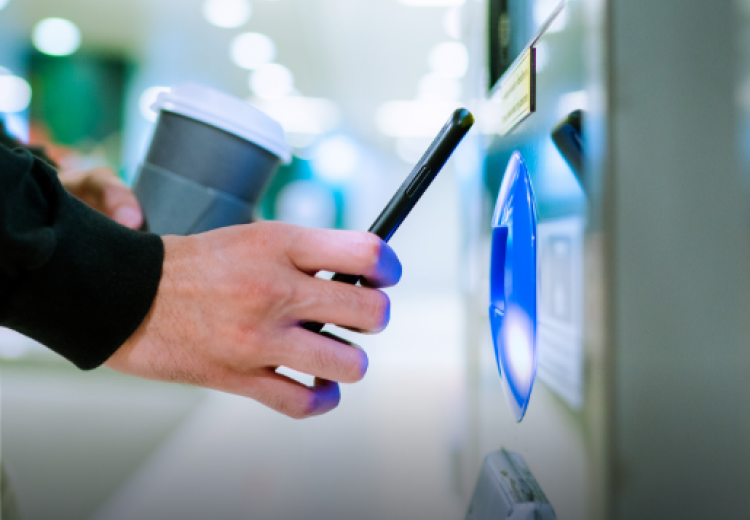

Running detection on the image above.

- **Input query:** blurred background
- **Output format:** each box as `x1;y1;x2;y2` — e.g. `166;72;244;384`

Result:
5;0;750;519
0;0;471;519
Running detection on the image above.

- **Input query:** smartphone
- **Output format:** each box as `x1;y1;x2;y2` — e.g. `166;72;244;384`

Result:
303;108;475;333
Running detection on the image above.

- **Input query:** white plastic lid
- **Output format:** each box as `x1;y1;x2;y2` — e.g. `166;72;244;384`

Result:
153;83;291;164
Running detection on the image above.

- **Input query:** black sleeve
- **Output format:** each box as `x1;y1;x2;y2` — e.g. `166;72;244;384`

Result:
0;143;164;370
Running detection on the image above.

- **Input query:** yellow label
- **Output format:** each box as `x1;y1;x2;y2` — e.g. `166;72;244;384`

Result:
499;48;536;135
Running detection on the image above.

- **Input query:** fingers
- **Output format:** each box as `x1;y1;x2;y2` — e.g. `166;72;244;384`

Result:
103;184;143;229
274;329;368;384
288;228;402;288
89;168;143;229
230;368;341;419
63;167;143;229
295;275;391;332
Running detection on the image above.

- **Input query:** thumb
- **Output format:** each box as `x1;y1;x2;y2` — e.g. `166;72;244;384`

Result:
104;184;144;229
112;204;144;229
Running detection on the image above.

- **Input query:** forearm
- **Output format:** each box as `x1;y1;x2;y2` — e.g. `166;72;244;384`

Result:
0;143;163;369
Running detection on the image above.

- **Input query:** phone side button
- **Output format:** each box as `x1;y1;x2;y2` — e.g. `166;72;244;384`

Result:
406;166;430;197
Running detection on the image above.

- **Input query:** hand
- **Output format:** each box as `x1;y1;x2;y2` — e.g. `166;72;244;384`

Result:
105;221;402;418
60;167;144;229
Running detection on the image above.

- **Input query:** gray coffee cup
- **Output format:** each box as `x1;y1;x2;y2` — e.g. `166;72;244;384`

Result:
134;83;291;235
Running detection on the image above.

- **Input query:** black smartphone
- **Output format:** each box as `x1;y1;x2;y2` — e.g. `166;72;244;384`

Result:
303;108;474;333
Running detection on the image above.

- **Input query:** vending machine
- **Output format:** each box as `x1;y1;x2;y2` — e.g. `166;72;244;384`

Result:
456;0;750;519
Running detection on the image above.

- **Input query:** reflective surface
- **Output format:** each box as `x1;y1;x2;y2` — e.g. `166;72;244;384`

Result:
490;151;538;421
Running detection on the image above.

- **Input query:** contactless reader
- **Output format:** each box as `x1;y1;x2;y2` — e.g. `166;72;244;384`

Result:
489;151;539;422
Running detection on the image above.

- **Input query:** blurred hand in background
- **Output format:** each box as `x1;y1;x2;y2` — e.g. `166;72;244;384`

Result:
60;166;144;230
23;122;144;230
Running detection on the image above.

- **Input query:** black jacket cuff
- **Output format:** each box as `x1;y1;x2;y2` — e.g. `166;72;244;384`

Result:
0;187;164;370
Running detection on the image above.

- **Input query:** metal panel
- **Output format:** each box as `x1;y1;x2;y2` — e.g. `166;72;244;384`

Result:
607;0;750;518
460;0;750;518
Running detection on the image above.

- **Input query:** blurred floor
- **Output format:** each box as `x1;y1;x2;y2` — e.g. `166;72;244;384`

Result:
92;291;465;520
1;363;203;520
3;291;466;520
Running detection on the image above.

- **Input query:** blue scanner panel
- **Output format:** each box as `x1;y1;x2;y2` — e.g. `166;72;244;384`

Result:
490;151;538;422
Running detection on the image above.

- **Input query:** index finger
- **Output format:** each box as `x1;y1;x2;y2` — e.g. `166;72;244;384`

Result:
288;228;402;288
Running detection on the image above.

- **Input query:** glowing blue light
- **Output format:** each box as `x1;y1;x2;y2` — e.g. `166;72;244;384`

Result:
489;151;538;421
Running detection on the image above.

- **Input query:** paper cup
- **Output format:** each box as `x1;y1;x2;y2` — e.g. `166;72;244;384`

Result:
134;83;291;235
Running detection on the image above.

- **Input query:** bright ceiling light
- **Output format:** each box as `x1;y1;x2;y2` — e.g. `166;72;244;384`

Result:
139;86;171;122
203;0;252;28
230;32;276;70
0;0;11;11
32;18;81;56
0;75;32;113
398;0;465;6
376;99;456;137
250;63;294;100
443;7;461;39
417;73;462;101
429;41;468;79
252;96;340;135
312;135;360;183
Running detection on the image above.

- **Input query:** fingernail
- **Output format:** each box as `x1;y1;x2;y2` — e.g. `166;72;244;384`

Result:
114;207;142;229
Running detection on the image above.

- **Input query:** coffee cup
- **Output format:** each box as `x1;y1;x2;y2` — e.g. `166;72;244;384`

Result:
134;83;291;235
